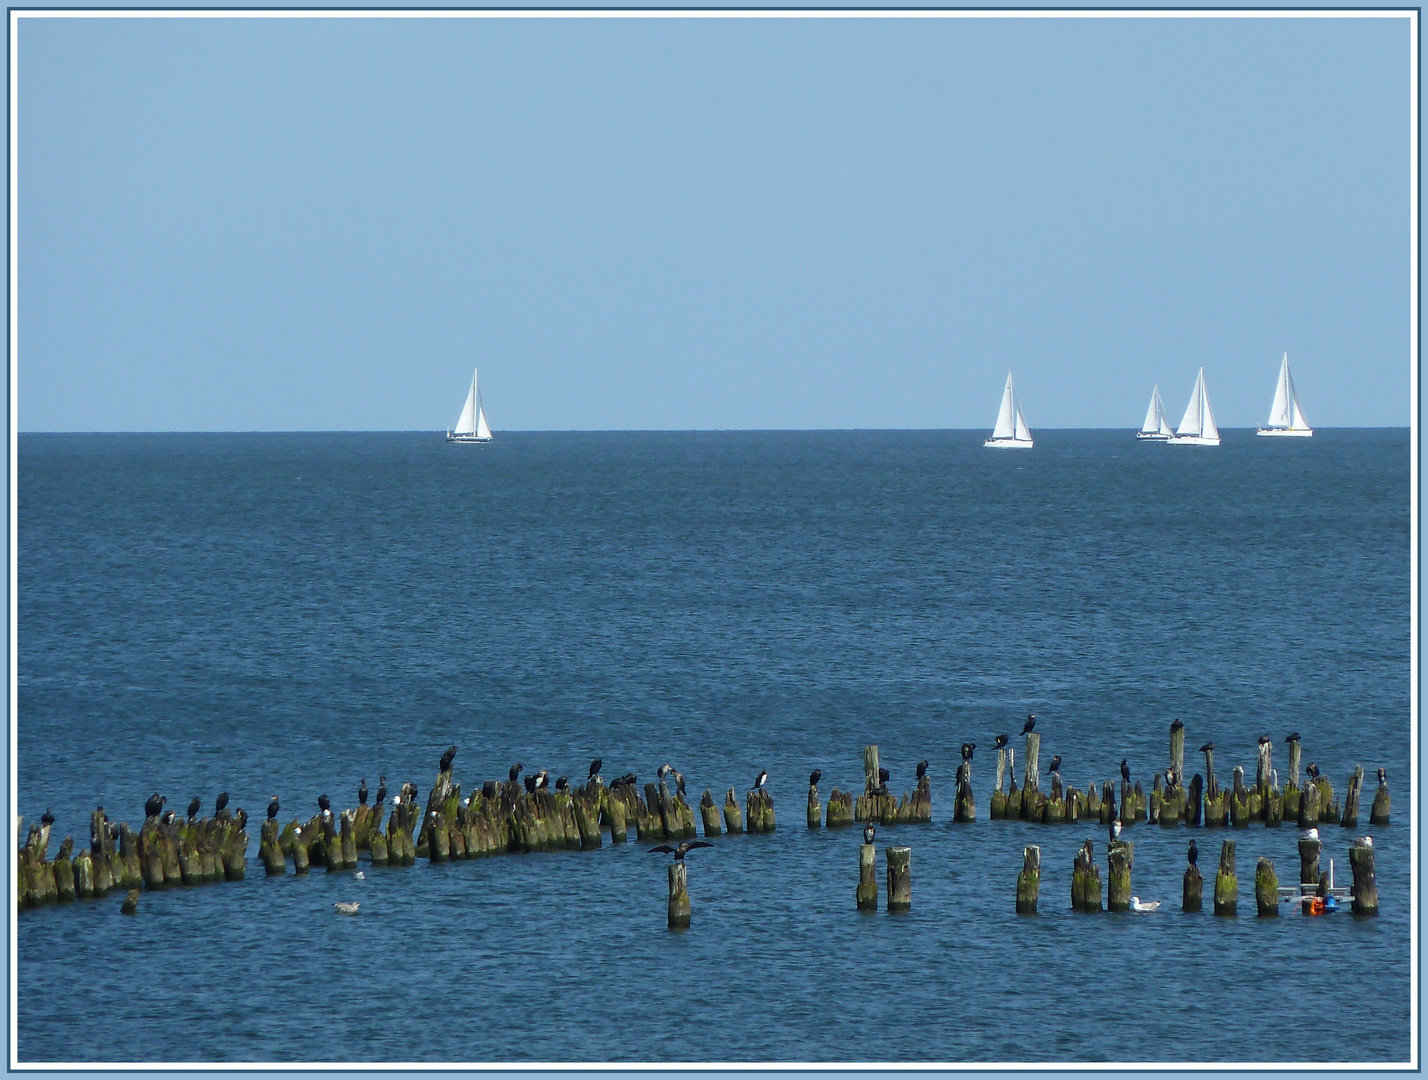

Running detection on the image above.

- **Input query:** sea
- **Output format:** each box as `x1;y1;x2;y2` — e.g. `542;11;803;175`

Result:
15;428;1413;1064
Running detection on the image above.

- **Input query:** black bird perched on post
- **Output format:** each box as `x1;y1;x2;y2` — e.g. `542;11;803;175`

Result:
267;795;279;820
482;780;498;800
555;776;569;792
1187;839;1198;867
588;758;602;780
317;793;331;814
863;823;876;845
160;809;177;827
1120;759;1131;783
649;840;713;861
374;776;387;807
1048;755;1062;774
358;779;368;806
1306;762;1320;781
144;793;165;819
214;792;229;816
809;769;822;787
753;769;768;791
509;764;523;784
878;767;890;786
235;808;248;832
673;771;686;797
1199;741;1215;753
916;760;929;780
1171;718;1184;732
960;743;975;762
1022;715;1037;735
1258;734;1271;747
657;764;675;781
440;745;457;773
1286;732;1301;744
994;733;1009;751
40;808;54;827
523;774;538;794
186;797;200;822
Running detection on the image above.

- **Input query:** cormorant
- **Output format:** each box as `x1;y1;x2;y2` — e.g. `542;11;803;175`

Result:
1164;768;1174;788
186;797;201;822
535;769;550;790
317;793;331;813
753;769;768;791
160;809;176;827
509;764;524;783
235;808;248;832
674;771;686;797
440;745;457;773
878;767;890;786
994;733;1009;750
374;776;387;807
1022;715;1037;735
809;769;822;787
1170;719;1184;732
1199;742;1215;753
863;823;876;845
916;760;929;780
555;776;569;791
960;743;975;762
267;795;279;820
1120;759;1131;783
1048;755;1062;774
649;840;713;861
657;764;675;781
619;772;638;788
1306;762;1320;781
482;781;498;800
214;792;229;815
358;779;368;806
588;759;603;780
1285;732;1301;744
144;793;165;819
1258;734;1271;746
40;808;54;827
523;775;538;794
1188;839;1198;866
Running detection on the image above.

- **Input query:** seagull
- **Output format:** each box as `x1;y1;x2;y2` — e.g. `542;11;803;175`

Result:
1363;836;1373;848
1170;719;1184;732
588;758;603;780
440;745;457;773
186;797;201;822
1120;759;1131;784
649;840;713;861
1021;715;1037;735
1199;741;1215;753
1129;896;1161;912
333;902;360;915
1378;768;1387;784
358;779;368;806
753;770;768;791
355;871;365;880
809;769;822;787
509;764;524;783
863;823;876;845
1109;818;1122;842
267;796;280;820
994;734;1009;750
1188;839;1198;867
1304;827;1320;840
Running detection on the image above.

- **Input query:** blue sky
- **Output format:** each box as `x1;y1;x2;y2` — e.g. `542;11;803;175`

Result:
16;14;1413;430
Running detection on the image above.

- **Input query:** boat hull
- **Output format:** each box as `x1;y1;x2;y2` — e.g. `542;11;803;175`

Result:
446;432;493;443
1136;432;1171;441
983;438;1033;449
1167;435;1220;447
1256;427;1312;437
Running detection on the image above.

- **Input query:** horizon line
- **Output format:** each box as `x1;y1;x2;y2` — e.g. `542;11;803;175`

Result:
14;425;1410;435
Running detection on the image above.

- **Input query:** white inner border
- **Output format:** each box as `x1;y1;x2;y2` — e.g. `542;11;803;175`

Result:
5;7;1420;1072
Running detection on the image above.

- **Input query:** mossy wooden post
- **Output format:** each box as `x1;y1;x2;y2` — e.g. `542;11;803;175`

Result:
807;782;821;829
698;790;721;837
1298;779;1320;828
607;793;628;843
1214;839;1237;916
1170;721;1186;787
1100;781;1115;825
1016;845;1041;914
119;824;142;889
367;828;387;866
1183;847;1203;912
667;862;691;929
826;789;854;827
1349;839;1379;915
1255;739;1273;803
259;820;285;875
955;761;975;823
71;848;94;900
887;846;911;912
1371;772;1390;825
340;811;358;868
1133;781;1146;822
1086;783;1101;823
1020;733;1041;822
1230;768;1250;827
1316;776;1338;824
53;839;75;901
746;789;775;832
1106;841;1132;912
1341;766;1364;829
1150;773;1163;825
857;842;877;911
863;744;880;794
991;749;1007;820
1203;744;1219;799
723;789;743;834
1299;835;1321;886
1284;738;1302;819
1187;774;1204;827
1255;857;1279;916
120;888;139;915
1072;840;1101;912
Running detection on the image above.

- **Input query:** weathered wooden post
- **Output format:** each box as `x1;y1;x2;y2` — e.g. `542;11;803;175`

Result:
1255;739;1273;801
826;788;854;827
1183;844;1203;912
991;747;1008;819
668;862;691;929
1299;834;1321;886
807;781;821;829
1170;722;1186;787
1016;845;1040;914
1349;839;1379;916
1370;770;1391;825
1020;734;1042;821
1230;768;1250;827
607;792;628;843
1214;839;1237;916
1255;857;1279;916
1298;778;1320;828
954;761;975;823
699;790;721;837
259;820;285;875
1341;766;1364;829
367;827;387;867
1284;737;1303;819
1100;781;1115;825
1203;744;1219;799
857;840;878;911
340;810;358;868
1188;774;1205;827
120;888;139;915
723;789;744;834
887;846;911;912
1072;839;1102;912
71;846;94;900
53;838;75;901
1107;841;1132;912
746;788;775;833
1150;773;1163;826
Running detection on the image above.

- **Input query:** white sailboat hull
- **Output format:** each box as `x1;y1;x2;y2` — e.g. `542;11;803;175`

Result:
1135;431;1171;441
1167;435;1221;446
446;431;493;443
983;437;1033;449
1256;427;1312;437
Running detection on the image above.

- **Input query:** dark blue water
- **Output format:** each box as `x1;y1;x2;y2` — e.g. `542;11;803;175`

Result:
17;429;1411;1063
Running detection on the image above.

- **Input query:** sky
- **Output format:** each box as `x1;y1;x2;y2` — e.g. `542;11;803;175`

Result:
14;14;1414;431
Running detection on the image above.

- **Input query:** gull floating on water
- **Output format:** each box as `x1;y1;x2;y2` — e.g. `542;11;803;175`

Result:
1129;896;1161;912
333;902;360;915
355;871;365;880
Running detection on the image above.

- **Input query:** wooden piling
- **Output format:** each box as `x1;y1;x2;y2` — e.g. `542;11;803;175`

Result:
53;839;75;901
340;811;358;868
1341;766;1364;829
992;747;1007;819
954;762;974;823
120;889;139;915
723;789;744;834
1132;780;1146;822
1016;845;1041;914
1371;772;1391;825
807;783;821;828
1086;782;1102;824
667;862;691;929
1183;845;1203;913
367;830;387;867
1106;841;1132;912
1255;739;1273;802
825;789;854;827
1349;839;1379;915
1072;839;1102;912
1298;779;1320;828
699;790;721;837
1299;835;1321;886
1230;768;1250;828
1170;722;1185;787
746;789;775;833
1316;776;1338;823
1255;857;1279;916
887;846;911;912
857;843;878;911
71;848;94;900
1204;745;1219;799
1214;839;1237;916
259;820;285;876
607;792;628;843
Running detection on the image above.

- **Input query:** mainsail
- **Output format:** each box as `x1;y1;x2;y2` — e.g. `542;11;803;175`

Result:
1176;368;1219;442
1140;386;1173;437
450;368;493;442
986;372;1033;447
1263;353;1310;433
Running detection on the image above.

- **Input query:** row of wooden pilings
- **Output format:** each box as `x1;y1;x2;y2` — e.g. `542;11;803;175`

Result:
987;727;1390;830
1014;834;1380;916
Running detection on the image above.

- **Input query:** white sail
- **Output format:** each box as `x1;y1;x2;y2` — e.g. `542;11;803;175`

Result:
475;397;492;440
1177;370;1204;436
1157;388;1174;437
1199;372;1219;442
449;368;493;442
1013;392;1031;442
1141;387;1162;434
991;375;1017;440
1170;368;1219;445
1267;355;1292;428
454;370;479;435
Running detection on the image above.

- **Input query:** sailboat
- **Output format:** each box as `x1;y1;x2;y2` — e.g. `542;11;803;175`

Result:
1168;368;1220;447
446;368;492;443
1136;385;1174;441
984;372;1033;449
1256;353;1312;437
